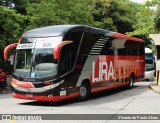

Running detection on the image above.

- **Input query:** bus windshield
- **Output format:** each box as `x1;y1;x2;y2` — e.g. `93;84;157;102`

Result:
14;37;62;78
145;53;154;71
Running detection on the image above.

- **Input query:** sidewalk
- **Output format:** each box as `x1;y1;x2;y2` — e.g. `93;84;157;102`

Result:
0;75;12;93
0;86;11;93
150;81;160;93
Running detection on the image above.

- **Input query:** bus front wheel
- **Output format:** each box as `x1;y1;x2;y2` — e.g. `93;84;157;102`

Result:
77;82;91;101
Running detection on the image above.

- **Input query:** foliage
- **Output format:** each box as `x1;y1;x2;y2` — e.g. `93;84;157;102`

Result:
24;0;139;34
92;0;137;33
0;0;159;57
25;0;94;30
0;0;13;8
91;0;116;30
153;0;160;32
0;6;28;55
127;0;157;47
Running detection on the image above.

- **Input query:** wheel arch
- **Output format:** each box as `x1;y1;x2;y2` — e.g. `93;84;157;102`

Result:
81;79;91;88
130;72;135;82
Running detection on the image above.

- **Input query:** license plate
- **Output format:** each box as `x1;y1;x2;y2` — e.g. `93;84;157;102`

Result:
26;94;33;98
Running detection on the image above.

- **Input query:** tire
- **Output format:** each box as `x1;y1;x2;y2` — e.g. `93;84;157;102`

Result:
77;82;91;101
127;74;134;89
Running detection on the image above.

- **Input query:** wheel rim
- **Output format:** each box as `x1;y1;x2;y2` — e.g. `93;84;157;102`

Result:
79;86;87;97
130;77;133;87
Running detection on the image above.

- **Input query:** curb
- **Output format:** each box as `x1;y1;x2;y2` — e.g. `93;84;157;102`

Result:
149;81;160;94
149;81;155;89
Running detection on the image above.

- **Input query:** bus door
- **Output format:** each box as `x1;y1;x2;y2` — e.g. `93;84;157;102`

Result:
57;42;76;98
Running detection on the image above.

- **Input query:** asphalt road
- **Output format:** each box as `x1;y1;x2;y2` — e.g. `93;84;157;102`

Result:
0;81;160;123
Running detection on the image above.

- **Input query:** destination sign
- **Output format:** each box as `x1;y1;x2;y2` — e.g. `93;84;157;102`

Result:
17;43;34;49
16;36;62;49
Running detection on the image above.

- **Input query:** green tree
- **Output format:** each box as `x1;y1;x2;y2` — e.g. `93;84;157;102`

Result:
0;0;13;8
25;0;94;30
109;0;136;33
13;0;42;14
0;0;42;14
92;0;138;33
128;0;157;47
92;0;116;30
0;6;28;49
153;0;160;32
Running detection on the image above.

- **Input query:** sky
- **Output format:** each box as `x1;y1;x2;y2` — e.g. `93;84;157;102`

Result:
130;0;146;4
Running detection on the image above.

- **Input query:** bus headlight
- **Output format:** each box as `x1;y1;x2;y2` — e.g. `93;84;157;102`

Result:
43;82;60;90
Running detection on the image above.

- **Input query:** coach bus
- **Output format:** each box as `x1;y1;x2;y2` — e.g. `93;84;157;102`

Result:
144;47;155;80
4;25;145;102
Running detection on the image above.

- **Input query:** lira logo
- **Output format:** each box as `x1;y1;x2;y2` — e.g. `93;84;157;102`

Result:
92;61;114;82
92;60;130;82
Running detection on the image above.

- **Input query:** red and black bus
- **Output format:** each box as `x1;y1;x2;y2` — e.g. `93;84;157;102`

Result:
4;25;145;102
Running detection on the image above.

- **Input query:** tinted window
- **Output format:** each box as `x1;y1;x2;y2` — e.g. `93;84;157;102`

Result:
35;48;55;64
117;48;127;55
79;32;100;55
63;32;83;55
109;39;144;56
101;38;114;55
116;40;144;56
59;44;74;75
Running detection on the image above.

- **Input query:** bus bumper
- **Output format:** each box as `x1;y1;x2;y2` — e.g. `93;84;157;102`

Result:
144;70;155;80
12;92;60;102
12;79;79;102
12;92;79;102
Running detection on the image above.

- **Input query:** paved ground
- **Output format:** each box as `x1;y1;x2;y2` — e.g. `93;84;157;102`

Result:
1;81;160;123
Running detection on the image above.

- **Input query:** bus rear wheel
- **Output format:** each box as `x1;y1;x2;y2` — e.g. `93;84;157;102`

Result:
127;74;134;89
77;82;90;101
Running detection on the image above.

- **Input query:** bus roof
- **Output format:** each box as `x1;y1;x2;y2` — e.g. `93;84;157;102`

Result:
145;47;153;53
112;33;144;42
22;25;143;43
22;25;81;38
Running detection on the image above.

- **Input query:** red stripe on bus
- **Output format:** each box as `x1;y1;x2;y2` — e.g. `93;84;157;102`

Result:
91;82;129;93
112;33;144;42
4;43;18;60
12;78;34;88
54;40;73;60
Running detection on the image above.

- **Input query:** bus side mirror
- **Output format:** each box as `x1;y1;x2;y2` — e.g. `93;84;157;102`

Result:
54;41;73;60
4;43;17;61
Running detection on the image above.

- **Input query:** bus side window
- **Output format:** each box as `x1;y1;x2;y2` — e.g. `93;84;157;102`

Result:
125;40;144;56
140;46;145;56
59;44;73;75
63;32;83;64
63;32;83;53
127;49;133;56
117;48;127;56
101;39;114;55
